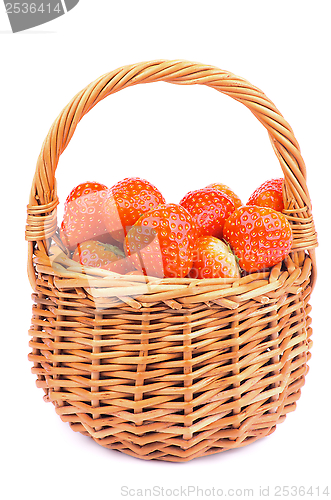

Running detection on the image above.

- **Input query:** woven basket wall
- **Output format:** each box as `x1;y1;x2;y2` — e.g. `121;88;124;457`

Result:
25;60;318;462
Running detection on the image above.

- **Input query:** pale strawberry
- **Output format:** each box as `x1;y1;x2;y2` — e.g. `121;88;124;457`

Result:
72;240;136;274
60;182;113;250
189;236;241;279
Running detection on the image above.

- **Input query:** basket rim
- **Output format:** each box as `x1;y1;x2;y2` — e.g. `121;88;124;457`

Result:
31;240;313;311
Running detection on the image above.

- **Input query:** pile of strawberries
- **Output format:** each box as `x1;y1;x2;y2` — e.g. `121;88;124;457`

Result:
60;177;293;279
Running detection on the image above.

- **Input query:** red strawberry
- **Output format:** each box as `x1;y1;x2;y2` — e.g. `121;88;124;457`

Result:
247;178;284;212
65;181;108;203
223;205;293;272
189;236;241;279
103;177;165;242
72;240;136;274
179;187;235;239
206;182;242;209
60;182;113;250
125;203;196;278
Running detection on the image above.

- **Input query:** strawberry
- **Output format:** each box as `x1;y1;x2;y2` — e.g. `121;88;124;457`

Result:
125;203;196;278
106;255;137;274
189;236;241;279
247;178;284;212
206;182;242;209
65;181;108;203
60;181;113;250
103;177;166;242
223;205;293;272
72;240;136;274
179;187;235;239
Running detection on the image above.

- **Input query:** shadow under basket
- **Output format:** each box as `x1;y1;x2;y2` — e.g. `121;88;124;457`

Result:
25;60;318;462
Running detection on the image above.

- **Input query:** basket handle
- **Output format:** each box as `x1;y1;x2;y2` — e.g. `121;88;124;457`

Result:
26;60;317;286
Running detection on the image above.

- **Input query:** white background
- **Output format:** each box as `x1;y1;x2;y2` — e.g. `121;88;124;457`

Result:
1;1;330;499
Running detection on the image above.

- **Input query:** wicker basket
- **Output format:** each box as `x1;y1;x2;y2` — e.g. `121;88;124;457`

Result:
25;60;318;462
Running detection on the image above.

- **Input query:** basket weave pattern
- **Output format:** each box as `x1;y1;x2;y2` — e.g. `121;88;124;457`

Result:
26;60;318;462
